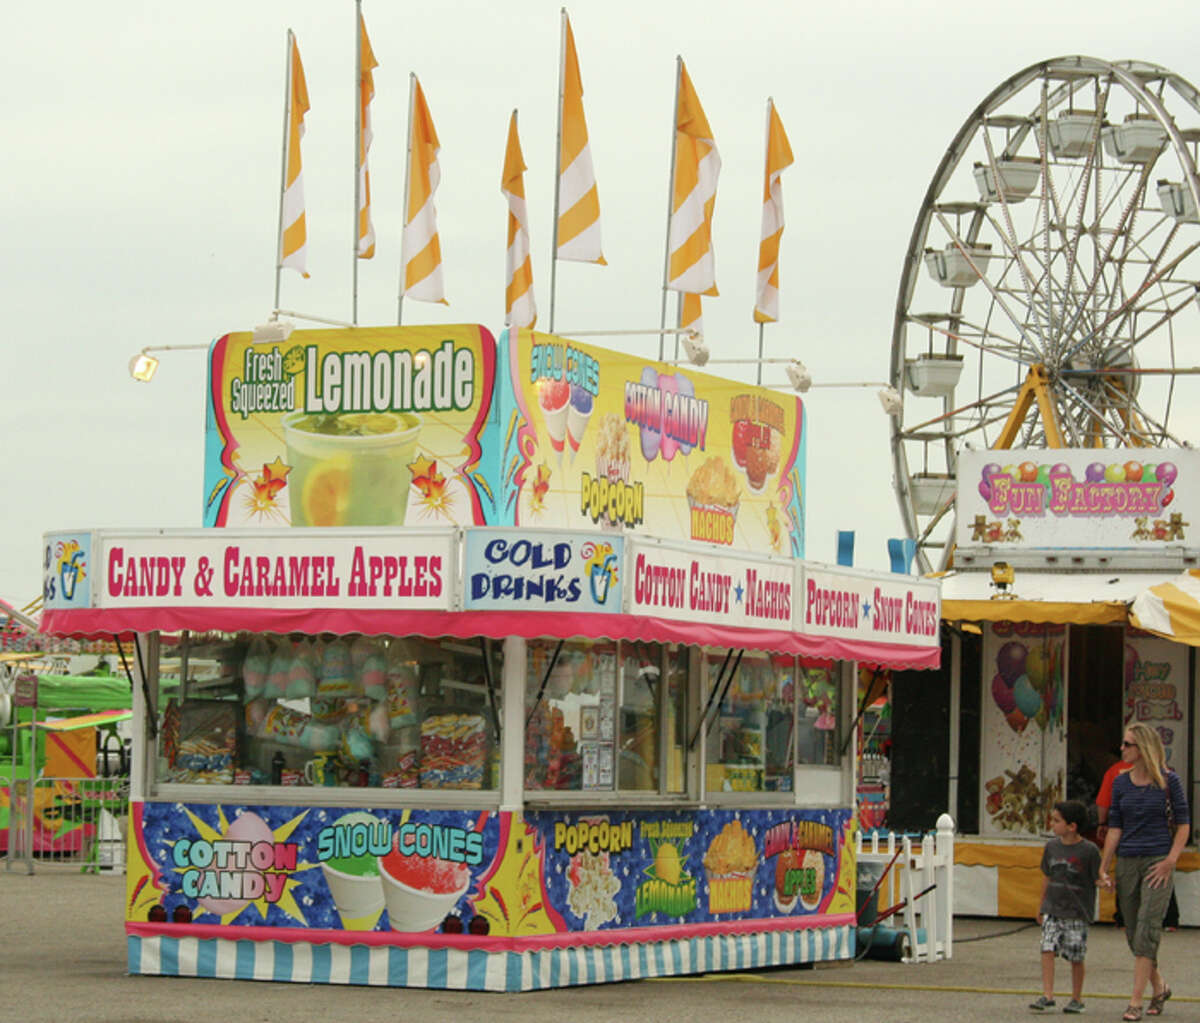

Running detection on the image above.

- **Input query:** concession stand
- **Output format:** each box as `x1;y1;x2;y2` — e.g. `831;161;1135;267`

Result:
931;449;1200;921
39;325;940;990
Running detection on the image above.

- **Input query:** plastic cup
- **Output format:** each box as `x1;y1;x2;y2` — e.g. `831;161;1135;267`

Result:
283;410;422;527
322;862;385;927
379;845;470;933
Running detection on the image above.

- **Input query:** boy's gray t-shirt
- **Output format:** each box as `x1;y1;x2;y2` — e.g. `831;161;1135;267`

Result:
1040;836;1101;921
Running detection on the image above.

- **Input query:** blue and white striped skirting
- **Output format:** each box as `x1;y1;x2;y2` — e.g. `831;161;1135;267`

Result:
128;925;853;992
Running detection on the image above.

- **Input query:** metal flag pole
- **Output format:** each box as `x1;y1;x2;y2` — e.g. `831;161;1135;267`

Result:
352;0;363;325
397;72;416;326
658;56;682;362
756;99;772;386
548;8;567;334
273;30;293;312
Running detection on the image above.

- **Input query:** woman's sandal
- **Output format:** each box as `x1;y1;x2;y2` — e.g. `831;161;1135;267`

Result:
1123;1007;1144;1022
1147;987;1172;1016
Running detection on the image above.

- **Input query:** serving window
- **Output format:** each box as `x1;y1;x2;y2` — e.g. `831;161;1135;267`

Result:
523;638;688;796
704;650;795;795
153;631;501;793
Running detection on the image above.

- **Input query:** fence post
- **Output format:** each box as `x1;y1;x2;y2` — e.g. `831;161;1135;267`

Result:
936;813;955;959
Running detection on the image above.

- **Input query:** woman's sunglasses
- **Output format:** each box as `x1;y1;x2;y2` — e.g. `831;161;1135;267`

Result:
1121;740;1139;749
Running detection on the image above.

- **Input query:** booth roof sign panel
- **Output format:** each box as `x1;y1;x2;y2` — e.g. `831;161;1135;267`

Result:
955;448;1198;551
202;325;497;530
504;329;806;556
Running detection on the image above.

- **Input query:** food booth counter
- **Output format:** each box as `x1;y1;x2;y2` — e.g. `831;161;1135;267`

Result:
40;525;941;990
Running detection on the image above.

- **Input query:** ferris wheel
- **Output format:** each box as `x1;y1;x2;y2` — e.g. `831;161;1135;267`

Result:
889;56;1200;573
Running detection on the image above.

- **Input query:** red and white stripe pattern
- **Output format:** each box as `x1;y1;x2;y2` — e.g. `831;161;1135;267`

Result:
556;13;605;265
666;61;720;298
356;10;378;259
401;76;446;303
754;99;793;323
502;111;536;329
279;32;310;278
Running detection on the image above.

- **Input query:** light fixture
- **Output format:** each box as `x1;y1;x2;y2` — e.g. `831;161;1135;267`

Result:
682;333;709;366
877;386;903;415
129;351;160;382
991;561;1015;592
127;343;212;382
252;319;296;344
786;360;812;392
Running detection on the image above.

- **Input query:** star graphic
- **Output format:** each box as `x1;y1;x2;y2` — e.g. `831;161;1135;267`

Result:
734;580;745;604
263;456;292;482
862;599;872;619
407;454;437;480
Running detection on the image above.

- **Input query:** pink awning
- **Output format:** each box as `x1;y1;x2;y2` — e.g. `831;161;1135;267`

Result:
40;605;940;672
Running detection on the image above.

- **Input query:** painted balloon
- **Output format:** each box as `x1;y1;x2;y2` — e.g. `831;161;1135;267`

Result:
1002;464;1019;481
1124;461;1143;482
1104;464;1125;483
1157;462;1178;486
1019;461;1039;482
1086;462;1106;483
1036;465;1051;487
1142;464;1158;483
1013;674;1042;718
992;673;1017;714
1163;489;1174;507
1005;707;1029;733
1051;463;1070;477
1025;646;1051;689
982;462;1002;481
996;641;1028;684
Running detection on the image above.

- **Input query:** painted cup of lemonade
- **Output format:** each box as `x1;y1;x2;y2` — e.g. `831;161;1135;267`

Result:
283;410;422;527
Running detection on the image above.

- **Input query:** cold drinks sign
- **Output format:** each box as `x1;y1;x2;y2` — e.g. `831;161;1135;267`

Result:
956;448;1198;549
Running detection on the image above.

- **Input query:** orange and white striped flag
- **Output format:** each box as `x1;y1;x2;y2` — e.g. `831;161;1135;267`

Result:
681;293;703;335
502;111;536;328
666;61;720;298
356;10;378;259
401;76;446;303
754;99;794;323
556;12;604;264
279;31;310;278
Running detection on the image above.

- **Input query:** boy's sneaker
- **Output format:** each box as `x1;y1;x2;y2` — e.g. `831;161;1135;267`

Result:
1062;1000;1085;1014
1030;996;1056;1011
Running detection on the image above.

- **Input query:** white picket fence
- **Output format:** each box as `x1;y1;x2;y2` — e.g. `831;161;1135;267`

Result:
855;813;955;962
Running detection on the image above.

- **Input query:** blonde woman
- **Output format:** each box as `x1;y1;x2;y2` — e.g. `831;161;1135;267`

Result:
1098;723;1189;1020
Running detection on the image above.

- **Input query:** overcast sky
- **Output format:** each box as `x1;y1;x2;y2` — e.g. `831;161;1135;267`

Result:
5;0;1200;606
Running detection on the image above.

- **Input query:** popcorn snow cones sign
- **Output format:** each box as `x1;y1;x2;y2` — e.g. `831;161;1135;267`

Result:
500;329;806;555
203;325;496;529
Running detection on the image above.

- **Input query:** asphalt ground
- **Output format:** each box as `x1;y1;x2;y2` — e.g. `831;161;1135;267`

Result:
2;865;1197;1023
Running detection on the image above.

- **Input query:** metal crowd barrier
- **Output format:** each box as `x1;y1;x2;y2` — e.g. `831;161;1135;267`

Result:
4;775;129;874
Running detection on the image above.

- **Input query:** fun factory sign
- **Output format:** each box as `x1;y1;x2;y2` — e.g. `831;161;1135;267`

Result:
956;448;1198;549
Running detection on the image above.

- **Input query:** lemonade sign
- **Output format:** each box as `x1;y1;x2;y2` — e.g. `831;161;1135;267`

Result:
204;325;496;529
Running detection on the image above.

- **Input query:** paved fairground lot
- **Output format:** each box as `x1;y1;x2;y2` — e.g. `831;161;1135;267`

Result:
3;866;1199;1023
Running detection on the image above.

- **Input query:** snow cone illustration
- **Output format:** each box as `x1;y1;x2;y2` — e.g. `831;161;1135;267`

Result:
538;377;570;455
321;810;388;929
566;383;594;458
379;835;470;932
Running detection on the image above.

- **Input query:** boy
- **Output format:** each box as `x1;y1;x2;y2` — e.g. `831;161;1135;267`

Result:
1030;800;1101;1013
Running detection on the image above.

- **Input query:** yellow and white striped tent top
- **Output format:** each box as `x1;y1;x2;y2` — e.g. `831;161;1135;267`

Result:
1130;568;1200;645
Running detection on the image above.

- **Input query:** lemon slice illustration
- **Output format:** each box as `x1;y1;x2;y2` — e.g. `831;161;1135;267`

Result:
301;458;352;526
654;843;682;885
